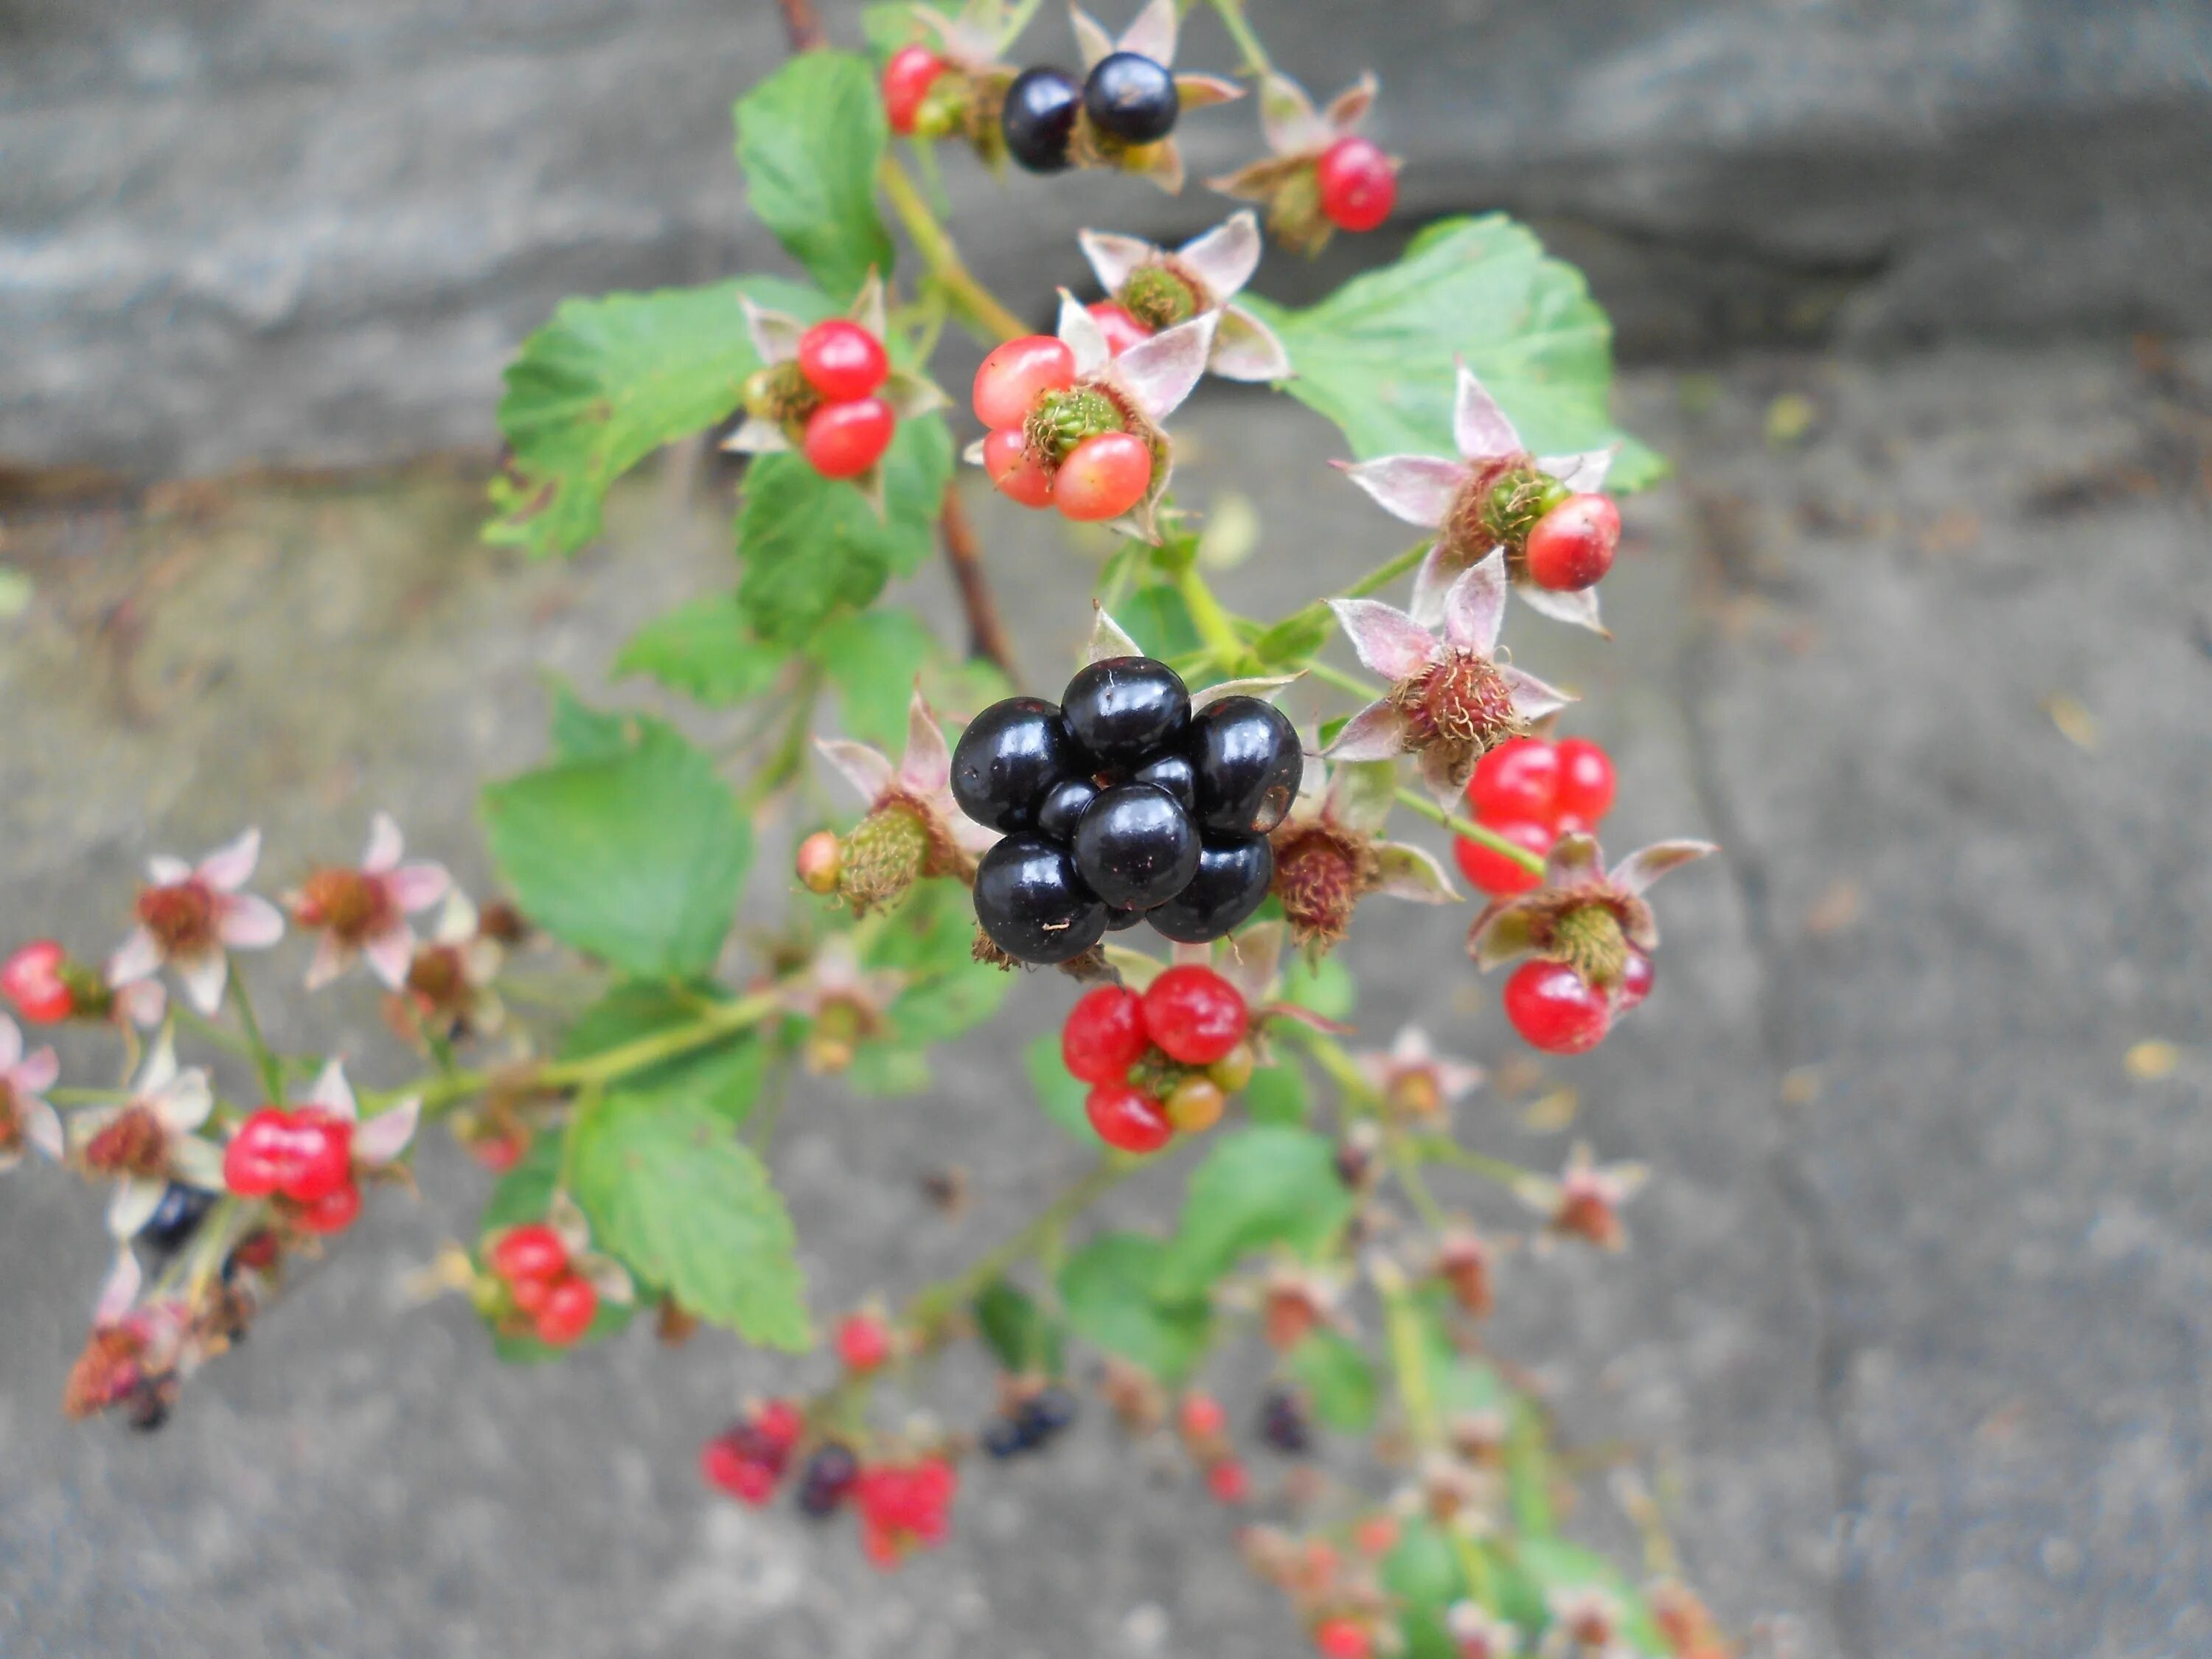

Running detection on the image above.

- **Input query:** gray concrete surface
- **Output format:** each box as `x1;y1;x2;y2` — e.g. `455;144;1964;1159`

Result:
5;0;2212;475
1;339;2208;1656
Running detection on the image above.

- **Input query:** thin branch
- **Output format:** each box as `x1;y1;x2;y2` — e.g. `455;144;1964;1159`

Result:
773;0;825;51
939;485;1021;684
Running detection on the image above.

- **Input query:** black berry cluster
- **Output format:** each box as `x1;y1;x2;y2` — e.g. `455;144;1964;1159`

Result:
953;658;1301;964
1001;50;1180;173
981;1385;1080;1459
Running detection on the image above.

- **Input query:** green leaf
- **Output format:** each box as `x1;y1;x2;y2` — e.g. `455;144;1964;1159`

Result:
860;1;952;57
1285;1329;1378;1432
569;1093;810;1349
734;51;894;300
485;276;821;559
1026;1032;1091;1141
482;716;750;978
975;1279;1064;1375
1155;1127;1354;1300
736;413;953;644
1242;215;1663;493
1116;583;1202;661
1281;953;1356;1020
549;683;638;762
863;880;1012;1047
1514;1538;1669;1655
480;1134;637;1362
844;1044;933;1096
616;592;790;708
1382;1519;1470;1659
560;981;771;1126
808;609;933;749
1057;1233;1214;1382
1251;608;1332;669
1242;1062;1310;1126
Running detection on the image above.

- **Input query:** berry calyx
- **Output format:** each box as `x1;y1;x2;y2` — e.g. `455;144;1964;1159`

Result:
836;1311;894;1372
534;1275;599;1346
973;335;1077;430
796;830;843;895
1085;1081;1174;1154
1502;960;1612;1054
1082;51;1180;145
1086;302;1152;356
1054;431;1153;521
796;318;888;403
2;940;74;1023
1164;1075;1226;1134
1453;818;1554;897
1524;493;1621;591
1467;737;1562;824
982;425;1056;508
489;1221;570;1289
1062;984;1150;1085
1141;966;1249;1065
1315;136;1397;232
1553;737;1618;823
801;397;896;479
880;45;948;138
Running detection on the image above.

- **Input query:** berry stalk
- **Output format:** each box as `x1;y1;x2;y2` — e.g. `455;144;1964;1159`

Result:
1391;787;1548;879
877;156;1027;345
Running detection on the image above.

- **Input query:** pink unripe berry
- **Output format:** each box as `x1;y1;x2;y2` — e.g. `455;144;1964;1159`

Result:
972;335;1076;430
1315;136;1397;232
796;830;843;895
1524;493;1621;591
1054;431;1152;522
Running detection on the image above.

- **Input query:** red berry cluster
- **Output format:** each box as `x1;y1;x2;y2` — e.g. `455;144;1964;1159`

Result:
698;1398;806;1506
973;336;1153;521
1;939;74;1023
484;1222;600;1346
1177;1390;1250;1504
1453;735;1616;897
1062;967;1253;1154
855;1457;960;1568
791;319;898;479
223;1107;363;1234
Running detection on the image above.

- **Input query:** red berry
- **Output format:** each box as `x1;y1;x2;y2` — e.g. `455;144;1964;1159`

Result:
836;1312;893;1372
1;941;73;1023
700;1433;780;1504
1206;1458;1250;1504
1087;302;1152;356
222;1108;294;1197
1141;966;1249;1065
1616;950;1655;1012
1314;1618;1374;1659
534;1275;599;1346
1452;818;1554;897
802;397;897;479
470;1133;524;1173
1524;493;1621;591
881;44;947;137
1552;737;1616;824
1467;737;1560;823
1315;136;1397;232
1502;960;1612;1054
509;1273;556;1315
973;335;1076;429
754;1398;804;1453
1179;1391;1227;1440
981;425;1055;508
1061;984;1150;1084
489;1221;570;1288
291;1179;363;1236
1054;431;1152;522
796;318;889;403
282;1107;355;1203
1085;1082;1174;1154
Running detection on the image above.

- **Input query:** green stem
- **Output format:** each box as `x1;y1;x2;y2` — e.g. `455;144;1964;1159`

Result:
1304;658;1385;701
1175;565;1250;673
1406;1134;1531;1192
1394;788;1548;877
226;961;284;1101
49;1087;136;1107
1379;1266;1500;1608
1209;0;1273;76
878;156;1026;344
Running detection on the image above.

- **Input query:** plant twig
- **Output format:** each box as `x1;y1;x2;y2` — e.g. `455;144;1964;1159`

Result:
773;0;825;51
878;156;1029;344
939;485;1021;684
1209;0;1273;77
226;961;285;1101
1393;787;1548;877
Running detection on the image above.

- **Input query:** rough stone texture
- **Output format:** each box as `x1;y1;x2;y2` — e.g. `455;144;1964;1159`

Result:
1;341;2207;1655
4;0;2212;474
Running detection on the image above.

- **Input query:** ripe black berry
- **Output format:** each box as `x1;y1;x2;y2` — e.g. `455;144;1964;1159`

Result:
1133;751;1198;815
1061;656;1190;771
1082;52;1179;145
1002;67;1082;173
139;1183;218;1259
1074;783;1201;910
1034;776;1100;844
1147;833;1273;942
975;835;1109;963
984;1415;1034;1459
797;1443;860;1517
1191;696;1303;834
951;697;1077;832
1259;1386;1312;1455
1105;905;1146;931
1023;1385;1079;1437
